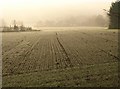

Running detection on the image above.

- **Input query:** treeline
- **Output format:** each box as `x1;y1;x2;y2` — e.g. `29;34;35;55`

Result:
1;20;33;32
2;25;32;32
35;15;108;27
108;0;120;29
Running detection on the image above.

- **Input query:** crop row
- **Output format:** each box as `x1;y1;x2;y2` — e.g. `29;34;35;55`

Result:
3;30;118;76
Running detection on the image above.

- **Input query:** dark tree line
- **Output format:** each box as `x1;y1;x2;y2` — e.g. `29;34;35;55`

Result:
108;0;120;29
2;20;32;32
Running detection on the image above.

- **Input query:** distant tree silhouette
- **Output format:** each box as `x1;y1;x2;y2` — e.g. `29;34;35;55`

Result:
108;0;120;29
13;20;19;31
14;25;19;31
95;15;107;27
20;25;25;31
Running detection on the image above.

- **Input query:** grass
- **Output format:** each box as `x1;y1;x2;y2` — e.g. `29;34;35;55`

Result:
3;61;118;87
2;27;119;87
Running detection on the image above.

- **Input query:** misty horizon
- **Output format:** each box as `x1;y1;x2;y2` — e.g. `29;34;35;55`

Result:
0;0;116;27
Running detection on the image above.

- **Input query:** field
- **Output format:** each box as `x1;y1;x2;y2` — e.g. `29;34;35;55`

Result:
2;27;119;87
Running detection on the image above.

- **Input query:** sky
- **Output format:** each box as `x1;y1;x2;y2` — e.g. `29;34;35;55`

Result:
0;0;116;27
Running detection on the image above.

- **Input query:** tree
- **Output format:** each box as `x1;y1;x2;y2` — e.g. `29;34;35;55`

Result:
20;25;25;31
108;0;120;29
95;15;107;27
13;20;19;31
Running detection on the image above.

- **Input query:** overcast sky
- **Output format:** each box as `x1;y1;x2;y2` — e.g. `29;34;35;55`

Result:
0;0;116;26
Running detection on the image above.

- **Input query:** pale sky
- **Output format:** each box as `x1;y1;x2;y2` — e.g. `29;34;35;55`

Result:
0;0;116;26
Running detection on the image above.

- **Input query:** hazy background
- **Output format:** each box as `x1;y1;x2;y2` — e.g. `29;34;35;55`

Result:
0;0;116;28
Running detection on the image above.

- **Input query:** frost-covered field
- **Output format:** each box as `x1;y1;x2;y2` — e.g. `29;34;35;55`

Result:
2;27;119;87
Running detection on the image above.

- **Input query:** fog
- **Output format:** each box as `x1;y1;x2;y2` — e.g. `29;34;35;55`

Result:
0;0;116;27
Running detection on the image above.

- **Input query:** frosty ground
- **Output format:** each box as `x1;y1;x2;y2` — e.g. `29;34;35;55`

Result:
2;27;119;87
